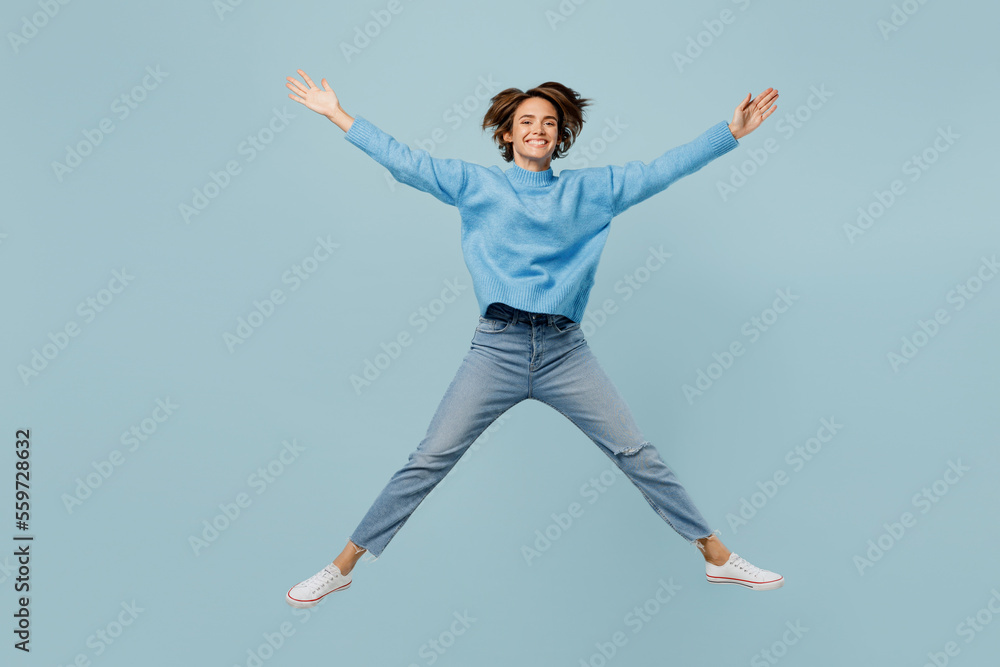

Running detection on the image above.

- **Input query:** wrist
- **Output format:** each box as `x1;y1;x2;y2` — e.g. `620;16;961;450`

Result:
326;106;345;122
327;107;354;132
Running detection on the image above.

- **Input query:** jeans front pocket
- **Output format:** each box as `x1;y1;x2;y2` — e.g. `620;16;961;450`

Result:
476;316;512;334
551;315;580;333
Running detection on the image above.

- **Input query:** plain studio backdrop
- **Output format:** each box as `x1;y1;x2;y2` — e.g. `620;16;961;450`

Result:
2;0;998;665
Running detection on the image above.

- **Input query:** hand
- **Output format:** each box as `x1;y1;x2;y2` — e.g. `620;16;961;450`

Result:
286;69;342;118
728;88;778;140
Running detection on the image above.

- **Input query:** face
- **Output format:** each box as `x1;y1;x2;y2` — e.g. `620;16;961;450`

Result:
502;96;561;170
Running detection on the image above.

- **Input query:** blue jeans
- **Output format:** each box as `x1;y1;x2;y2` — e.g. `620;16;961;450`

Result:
350;302;715;558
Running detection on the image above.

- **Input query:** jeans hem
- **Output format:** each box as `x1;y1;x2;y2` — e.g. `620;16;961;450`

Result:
348;536;379;560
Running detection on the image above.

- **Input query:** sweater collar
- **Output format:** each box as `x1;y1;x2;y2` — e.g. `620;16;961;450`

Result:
505;162;556;187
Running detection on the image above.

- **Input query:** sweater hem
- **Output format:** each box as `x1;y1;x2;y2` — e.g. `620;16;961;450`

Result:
476;274;589;323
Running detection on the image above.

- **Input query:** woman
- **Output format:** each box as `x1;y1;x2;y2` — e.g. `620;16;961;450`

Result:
283;69;782;608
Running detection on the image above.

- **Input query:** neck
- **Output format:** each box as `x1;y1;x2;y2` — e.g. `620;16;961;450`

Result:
512;154;552;172
506;161;555;187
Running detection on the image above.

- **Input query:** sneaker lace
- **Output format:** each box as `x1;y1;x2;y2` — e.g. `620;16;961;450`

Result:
303;566;339;593
733;556;764;578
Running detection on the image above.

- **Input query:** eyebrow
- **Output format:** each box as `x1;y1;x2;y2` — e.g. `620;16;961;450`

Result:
517;113;558;121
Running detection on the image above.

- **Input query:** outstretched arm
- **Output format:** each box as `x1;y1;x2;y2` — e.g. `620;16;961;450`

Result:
285;69;467;206
608;121;737;216
609;88;778;216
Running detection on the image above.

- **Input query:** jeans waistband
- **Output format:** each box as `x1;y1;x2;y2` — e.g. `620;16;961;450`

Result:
485;302;553;325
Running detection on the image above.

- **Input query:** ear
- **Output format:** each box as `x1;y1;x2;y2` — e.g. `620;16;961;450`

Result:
502;130;511;143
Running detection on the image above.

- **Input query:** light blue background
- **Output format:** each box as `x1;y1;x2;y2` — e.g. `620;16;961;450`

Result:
3;0;999;665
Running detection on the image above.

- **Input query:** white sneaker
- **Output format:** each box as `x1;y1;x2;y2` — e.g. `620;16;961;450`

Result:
706;552;783;590
286;563;352;608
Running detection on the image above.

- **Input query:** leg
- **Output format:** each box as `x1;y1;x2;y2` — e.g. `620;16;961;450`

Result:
531;324;783;589
348;332;527;560
287;320;528;608
530;329;715;545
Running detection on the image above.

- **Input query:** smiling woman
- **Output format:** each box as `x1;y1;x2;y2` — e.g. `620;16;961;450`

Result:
481;82;591;170
282;68;783;608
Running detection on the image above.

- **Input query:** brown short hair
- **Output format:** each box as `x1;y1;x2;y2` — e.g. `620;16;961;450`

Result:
482;82;592;162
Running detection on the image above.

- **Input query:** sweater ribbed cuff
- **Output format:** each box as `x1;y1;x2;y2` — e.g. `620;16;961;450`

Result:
707;120;739;157
344;115;376;151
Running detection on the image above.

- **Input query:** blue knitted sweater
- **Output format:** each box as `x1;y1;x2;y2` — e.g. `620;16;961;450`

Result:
344;115;739;323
